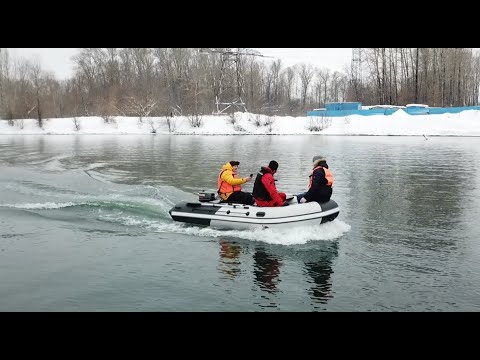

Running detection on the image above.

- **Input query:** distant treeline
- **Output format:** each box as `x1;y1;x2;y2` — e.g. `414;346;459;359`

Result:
0;48;479;122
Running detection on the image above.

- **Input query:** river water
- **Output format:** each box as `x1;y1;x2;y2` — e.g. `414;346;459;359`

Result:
1;135;479;311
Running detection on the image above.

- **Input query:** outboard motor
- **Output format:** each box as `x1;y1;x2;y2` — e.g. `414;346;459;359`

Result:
198;192;216;202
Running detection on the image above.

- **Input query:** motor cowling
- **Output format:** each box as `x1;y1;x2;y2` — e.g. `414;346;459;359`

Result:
198;192;216;202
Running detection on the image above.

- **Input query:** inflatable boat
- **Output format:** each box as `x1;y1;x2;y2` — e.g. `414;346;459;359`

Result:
169;192;340;230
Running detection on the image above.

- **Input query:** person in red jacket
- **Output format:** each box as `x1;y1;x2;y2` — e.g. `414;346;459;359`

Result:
252;160;287;207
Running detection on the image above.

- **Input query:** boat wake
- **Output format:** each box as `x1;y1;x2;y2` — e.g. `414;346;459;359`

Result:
0;172;351;244
176;219;351;245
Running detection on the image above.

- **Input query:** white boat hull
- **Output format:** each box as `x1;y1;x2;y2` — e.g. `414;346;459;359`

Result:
169;196;340;230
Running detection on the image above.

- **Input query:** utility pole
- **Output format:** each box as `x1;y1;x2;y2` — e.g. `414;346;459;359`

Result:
351;48;363;102
200;48;270;114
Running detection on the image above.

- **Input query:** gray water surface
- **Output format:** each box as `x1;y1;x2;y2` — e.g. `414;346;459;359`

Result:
1;135;479;311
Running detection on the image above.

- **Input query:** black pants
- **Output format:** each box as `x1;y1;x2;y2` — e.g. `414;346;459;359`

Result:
224;191;255;205
297;188;332;203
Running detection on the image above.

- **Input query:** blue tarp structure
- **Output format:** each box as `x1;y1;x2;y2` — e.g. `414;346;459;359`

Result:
307;102;480;117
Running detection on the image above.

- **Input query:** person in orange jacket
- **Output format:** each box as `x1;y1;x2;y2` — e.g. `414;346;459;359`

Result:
217;160;255;205
252;160;287;207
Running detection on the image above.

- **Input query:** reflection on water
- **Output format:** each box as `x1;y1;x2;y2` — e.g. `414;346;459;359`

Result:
253;248;282;293
303;241;338;305
217;238;339;309
218;240;242;279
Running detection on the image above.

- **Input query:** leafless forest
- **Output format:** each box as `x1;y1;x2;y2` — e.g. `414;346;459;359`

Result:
0;48;479;123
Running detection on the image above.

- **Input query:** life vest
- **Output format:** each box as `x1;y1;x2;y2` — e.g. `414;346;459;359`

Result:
252;169;271;200
217;170;242;199
308;166;333;189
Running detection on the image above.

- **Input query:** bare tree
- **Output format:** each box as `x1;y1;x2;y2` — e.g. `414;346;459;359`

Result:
122;95;157;121
73;116;81;131
284;67;296;102
0;48;8;117
318;69;330;106
3;47;480;121
299;64;314;109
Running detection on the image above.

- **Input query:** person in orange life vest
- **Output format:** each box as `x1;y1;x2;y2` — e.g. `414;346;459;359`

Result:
297;155;334;204
217;160;255;205
252;160;287;207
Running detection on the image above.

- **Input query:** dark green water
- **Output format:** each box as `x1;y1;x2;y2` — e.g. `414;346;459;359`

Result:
1;135;479;311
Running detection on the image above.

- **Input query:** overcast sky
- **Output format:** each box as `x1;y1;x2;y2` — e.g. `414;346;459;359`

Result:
7;48;77;80
8;48;353;80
